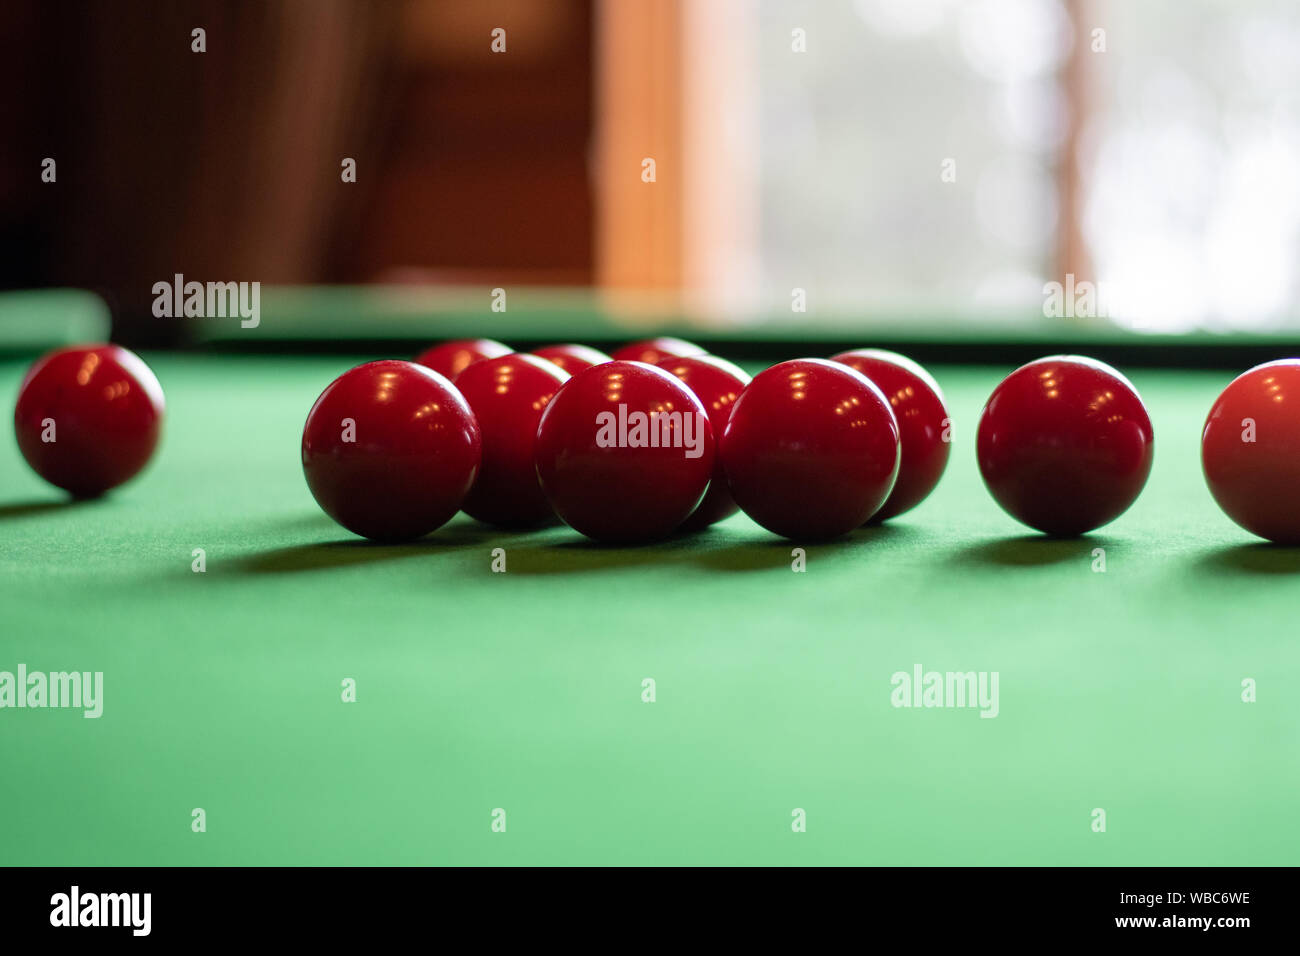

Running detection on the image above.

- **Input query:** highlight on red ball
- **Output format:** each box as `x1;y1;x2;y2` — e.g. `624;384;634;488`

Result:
609;337;707;366
529;343;612;375
414;338;511;381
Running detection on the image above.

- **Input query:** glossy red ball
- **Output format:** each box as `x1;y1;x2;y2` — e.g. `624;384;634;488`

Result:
830;349;950;521
1202;359;1300;543
976;355;1154;536
414;338;511;381
455;353;570;527
302;361;481;541
720;359;900;539
655;355;751;529
534;361;714;542
610;337;707;366
14;344;165;497
529;344;612;375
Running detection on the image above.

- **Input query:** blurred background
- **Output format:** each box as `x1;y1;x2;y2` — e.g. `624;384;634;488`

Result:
1;0;1298;348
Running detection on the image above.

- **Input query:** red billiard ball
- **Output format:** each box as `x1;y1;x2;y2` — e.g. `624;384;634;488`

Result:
534;361;714;542
655;355;752;529
414;338;511;381
14;344;164;497
720;359;900;539
976;355;1154;536
610;337;707;366
830;349;951;521
529;344;612;375
455;353;570;527
1202;359;1300;543
302;360;481;541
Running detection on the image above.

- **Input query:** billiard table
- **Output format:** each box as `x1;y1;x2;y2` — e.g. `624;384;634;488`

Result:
2;331;1297;866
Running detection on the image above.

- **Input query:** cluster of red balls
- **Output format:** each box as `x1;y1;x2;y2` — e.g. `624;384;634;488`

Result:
299;337;956;543
14;341;1300;547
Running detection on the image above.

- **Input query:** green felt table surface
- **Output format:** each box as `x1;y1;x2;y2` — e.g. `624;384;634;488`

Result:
1;352;1296;866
